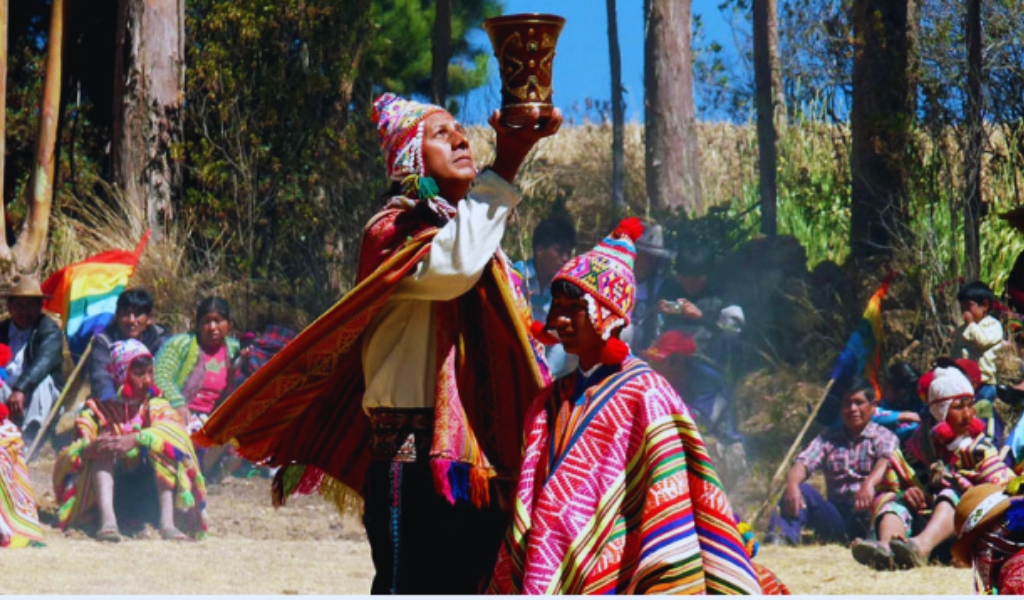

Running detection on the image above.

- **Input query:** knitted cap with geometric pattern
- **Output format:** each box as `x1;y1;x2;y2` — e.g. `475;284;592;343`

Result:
552;217;643;339
371;93;446;181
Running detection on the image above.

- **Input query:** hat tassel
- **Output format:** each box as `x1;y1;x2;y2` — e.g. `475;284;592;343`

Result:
600;337;629;366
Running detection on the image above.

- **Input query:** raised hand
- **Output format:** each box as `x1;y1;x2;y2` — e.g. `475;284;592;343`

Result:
489;106;563;184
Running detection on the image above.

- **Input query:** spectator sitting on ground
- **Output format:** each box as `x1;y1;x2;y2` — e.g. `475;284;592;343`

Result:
154;296;240;476
53;339;207;541
853;366;1013;571
767;377;898;547
89;288;170;403
0;275;65;443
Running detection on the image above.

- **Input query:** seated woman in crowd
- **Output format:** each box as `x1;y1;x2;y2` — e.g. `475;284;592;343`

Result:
0;399;44;548
767;377;898;547
154;297;240;475
54;340;207;541
853;366;1012;570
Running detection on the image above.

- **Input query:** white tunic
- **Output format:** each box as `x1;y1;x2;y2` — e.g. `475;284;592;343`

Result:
361;170;520;410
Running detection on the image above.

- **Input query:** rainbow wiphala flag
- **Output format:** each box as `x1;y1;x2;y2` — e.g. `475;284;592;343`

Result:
41;232;150;355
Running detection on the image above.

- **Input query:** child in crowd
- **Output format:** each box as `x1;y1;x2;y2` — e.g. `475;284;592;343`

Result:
768;378;898;547
54;339;207;541
854;366;1012;570
954;281;1004;429
0;396;44;548
872;362;924;442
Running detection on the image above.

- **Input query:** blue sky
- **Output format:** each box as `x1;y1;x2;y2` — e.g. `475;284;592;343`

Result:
460;1;740;124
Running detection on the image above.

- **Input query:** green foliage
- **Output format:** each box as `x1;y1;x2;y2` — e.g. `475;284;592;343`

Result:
360;0;500;111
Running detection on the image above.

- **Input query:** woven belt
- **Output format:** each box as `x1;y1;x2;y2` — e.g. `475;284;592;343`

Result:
368;408;434;463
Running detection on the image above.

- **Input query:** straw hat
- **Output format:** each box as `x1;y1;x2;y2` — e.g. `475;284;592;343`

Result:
1;274;51;299
953;483;1012;565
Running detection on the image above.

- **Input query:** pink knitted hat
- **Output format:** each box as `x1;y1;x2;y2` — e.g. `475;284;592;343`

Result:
552;217;644;340
371;93;446;181
108;339;153;389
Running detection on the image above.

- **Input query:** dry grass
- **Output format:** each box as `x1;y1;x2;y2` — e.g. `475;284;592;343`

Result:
758;545;972;594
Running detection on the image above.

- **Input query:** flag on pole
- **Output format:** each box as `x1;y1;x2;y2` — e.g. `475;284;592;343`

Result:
41;231;151;355
829;272;896;397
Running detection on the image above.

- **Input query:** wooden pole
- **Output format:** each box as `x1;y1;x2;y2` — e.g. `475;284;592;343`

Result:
26;337;93;464
751;378;836;528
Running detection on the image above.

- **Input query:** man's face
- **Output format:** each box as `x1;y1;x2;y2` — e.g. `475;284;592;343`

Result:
546;294;602;357
840;391;875;434
116;306;151;340
534;243;571;285
8;297;42;329
420;112;476;196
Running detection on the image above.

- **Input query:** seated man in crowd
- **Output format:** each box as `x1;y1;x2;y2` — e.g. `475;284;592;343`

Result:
853;366;1012;570
767;377;898;546
88;288;170;403
0;275;65;442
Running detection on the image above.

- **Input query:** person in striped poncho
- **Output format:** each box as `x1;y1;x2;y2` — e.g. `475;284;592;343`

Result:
54;339;207;542
489;219;765;594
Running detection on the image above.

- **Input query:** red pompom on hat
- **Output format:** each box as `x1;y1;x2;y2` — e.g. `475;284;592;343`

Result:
0;402;8;422
612;216;645;242
0;343;12;368
530;320;560;347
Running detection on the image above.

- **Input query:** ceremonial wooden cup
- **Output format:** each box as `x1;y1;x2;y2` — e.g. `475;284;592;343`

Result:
483;13;565;128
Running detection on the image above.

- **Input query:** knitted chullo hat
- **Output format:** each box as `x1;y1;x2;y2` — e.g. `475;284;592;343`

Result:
541;217;644;365
928;366;975;422
108;339;152;391
371;93;446;181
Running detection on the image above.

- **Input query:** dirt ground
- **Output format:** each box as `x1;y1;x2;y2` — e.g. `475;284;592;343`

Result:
2;449;973;595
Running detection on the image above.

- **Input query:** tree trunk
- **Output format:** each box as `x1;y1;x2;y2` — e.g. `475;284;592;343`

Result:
12;0;65;273
111;0;185;237
430;0;451;107
850;0;917;260
0;0;9;261
753;0;782;237
607;0;625;210
644;0;702;214
964;0;983;280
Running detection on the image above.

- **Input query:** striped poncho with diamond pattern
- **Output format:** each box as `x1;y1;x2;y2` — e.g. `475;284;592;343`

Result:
490;357;761;595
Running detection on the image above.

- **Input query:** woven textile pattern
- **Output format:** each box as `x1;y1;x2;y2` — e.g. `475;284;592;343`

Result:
0;420;44;547
490;357;761;595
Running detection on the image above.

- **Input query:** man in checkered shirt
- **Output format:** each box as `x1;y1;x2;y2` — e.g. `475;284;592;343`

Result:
767;376;899;545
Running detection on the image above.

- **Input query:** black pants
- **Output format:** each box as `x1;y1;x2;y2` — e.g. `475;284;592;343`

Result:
363;460;508;595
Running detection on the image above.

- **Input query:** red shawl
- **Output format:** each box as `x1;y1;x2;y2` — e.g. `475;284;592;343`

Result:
194;203;546;508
